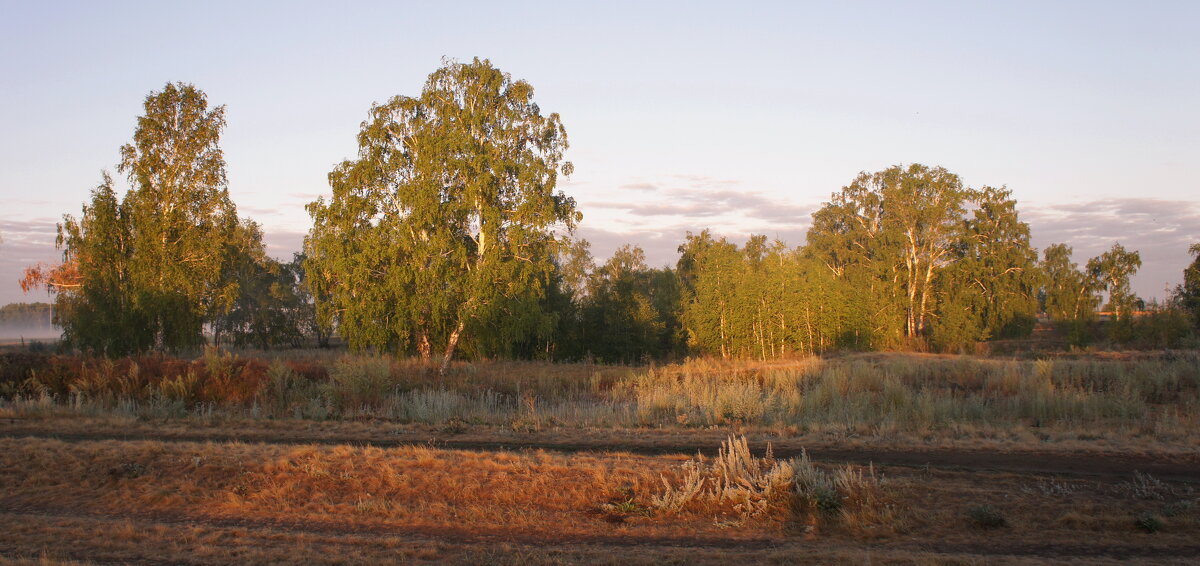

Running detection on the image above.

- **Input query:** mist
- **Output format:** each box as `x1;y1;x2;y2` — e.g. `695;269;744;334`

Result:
0;323;61;344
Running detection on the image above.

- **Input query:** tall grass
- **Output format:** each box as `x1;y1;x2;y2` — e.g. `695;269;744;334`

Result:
2;350;1198;438
651;435;891;529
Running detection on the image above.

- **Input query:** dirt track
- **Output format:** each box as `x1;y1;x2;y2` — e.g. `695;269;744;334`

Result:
3;499;1199;564
3;421;1200;564
3;425;1198;483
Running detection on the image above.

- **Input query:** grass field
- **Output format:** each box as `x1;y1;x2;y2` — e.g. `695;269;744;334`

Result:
2;350;1199;563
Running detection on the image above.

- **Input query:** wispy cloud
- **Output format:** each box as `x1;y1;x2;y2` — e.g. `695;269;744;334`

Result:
576;223;809;269
263;230;306;260
0;218;62;304
1023;198;1200;299
587;177;814;227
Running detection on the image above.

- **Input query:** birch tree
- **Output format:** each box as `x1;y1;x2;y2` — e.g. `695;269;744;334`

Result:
119;82;241;349
305;58;578;372
807;164;971;343
26;83;245;354
1087;242;1141;341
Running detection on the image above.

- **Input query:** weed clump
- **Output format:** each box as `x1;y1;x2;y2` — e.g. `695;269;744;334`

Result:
651;435;890;529
1135;512;1162;533
108;461;147;479
966;504;1007;528
1162;500;1194;517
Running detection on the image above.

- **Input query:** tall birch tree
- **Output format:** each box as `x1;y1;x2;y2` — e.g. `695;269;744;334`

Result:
26;83;245;354
119;82;241;349
305;58;578;372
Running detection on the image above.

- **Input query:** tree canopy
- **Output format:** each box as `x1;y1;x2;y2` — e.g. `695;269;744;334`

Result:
20;69;1185;360
1179;244;1200;329
26;83;252;355
305;58;579;371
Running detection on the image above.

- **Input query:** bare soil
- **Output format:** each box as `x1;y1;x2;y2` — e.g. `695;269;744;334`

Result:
5;418;1199;482
2;418;1198;565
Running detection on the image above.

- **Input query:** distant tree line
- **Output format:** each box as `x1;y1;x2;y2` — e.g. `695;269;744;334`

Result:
0;303;54;329
20;60;1200;362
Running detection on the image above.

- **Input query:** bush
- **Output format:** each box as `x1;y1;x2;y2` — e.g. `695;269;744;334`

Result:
324;356;395;413
1135;512;1162;533
651;435;889;528
966;504;1007;528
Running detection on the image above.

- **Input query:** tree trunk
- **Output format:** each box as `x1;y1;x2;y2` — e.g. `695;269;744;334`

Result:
918;260;936;335
804;305;814;354
417;330;432;364
439;320;465;375
719;309;729;360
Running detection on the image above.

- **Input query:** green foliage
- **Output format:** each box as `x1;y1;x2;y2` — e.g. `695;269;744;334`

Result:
119;83;241;350
1135;512;1162;533
213;237;313;350
678;231;852;359
577;245;682;363
53;83;251;355
1039;244;1101;347
1132;303;1193;349
675;165;1042;357
809;164;973;343
1088;242;1142;342
805;164;997;351
305;58;578;371
966;504;1007;528
25;73;1179;361
932;187;1039;351
1178;243;1200;329
55;174;150;355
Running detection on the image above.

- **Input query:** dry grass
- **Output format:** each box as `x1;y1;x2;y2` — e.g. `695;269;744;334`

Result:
3;350;1199;563
650;435;894;535
3;350;1199;449
0;434;1198;564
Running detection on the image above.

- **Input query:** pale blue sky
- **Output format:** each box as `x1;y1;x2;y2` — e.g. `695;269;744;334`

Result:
2;0;1198;305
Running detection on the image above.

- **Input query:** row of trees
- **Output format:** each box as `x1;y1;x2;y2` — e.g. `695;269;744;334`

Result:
23;60;1200;364
0;303;54;331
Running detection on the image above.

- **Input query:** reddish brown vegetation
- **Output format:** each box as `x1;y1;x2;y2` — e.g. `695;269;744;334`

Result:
18;261;79;294
0;351;324;406
0;434;1197;564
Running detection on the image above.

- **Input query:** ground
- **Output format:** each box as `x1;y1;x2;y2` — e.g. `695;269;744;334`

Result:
1;416;1197;565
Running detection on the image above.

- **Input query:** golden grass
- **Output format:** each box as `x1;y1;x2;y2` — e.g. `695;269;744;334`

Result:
3;351;1199;449
1;434;1198;564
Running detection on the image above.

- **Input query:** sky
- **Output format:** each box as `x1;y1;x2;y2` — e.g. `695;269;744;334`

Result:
1;0;1198;306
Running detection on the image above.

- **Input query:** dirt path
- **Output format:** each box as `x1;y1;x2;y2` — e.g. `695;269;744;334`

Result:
3;426;1199;564
3;426;1198;483
3;501;1199;563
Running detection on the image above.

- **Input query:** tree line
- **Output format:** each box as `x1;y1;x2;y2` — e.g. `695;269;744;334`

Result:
21;59;1200;364
0;303;54;330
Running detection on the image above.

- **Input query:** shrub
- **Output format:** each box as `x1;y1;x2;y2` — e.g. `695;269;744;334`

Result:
1134;512;1162;533
324;356;395;413
966;504;1007;528
651;435;889;528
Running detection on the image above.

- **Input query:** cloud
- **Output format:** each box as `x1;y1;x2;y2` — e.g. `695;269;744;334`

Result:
576;222;810;269
1024;198;1199;253
0;218;62;305
673;174;740;189
288;192;324;200
580;194;1199;300
575;225;690;269
619;182;658;191
262;229;306;261
586;180;815;227
239;205;285;217
1024;198;1200;300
